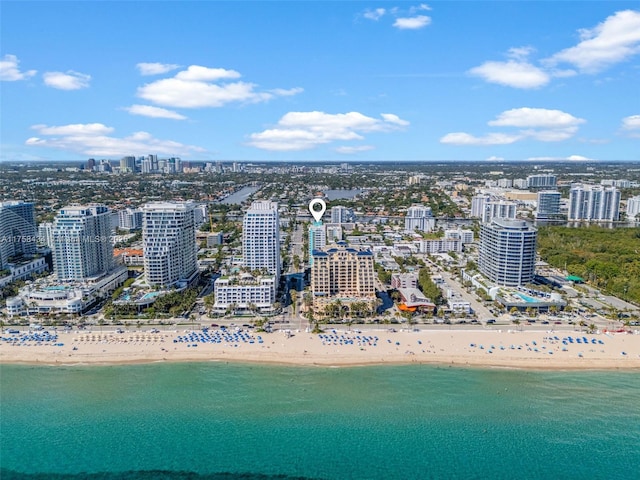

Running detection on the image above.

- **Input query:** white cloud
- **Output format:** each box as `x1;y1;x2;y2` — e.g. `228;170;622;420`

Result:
362;5;433;30
248;111;409;151
380;113;410;126
43;71;91;90
393;15;431;30
442;107;584;146
25;123;204;157
136;62;181;75
335;145;375;154
136;65;302;108
621;114;640;138
363;8;386;21
521;127;579;142
410;4;432;13
269;87;305;96
124;105;187;120
507;46;536;60
440;132;522;146
486;156;505;161
471;11;640;89
544;10;640;73
488;107;585;128
174;65;241;81
468;60;549;89
527;155;592;161
0;54;37;81
550;69;578;78
30;123;114;136
621;115;640;130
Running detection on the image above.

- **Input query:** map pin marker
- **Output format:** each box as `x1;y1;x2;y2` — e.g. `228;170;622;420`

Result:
309;198;326;223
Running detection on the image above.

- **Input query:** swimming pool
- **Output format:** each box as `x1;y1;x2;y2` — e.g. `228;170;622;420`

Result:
141;291;161;300
515;292;537;303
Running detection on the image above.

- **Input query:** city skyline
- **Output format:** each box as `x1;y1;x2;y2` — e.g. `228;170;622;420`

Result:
1;1;639;163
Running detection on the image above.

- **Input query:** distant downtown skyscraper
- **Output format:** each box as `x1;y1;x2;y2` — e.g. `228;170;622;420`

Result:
52;204;114;281
142;202;198;288
0;201;37;269
568;184;621;221
479;219;537;287
242;201;281;281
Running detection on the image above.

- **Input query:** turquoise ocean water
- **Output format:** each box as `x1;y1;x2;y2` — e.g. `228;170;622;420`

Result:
1;363;639;480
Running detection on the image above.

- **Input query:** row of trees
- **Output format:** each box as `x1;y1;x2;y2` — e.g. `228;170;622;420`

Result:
418;268;444;305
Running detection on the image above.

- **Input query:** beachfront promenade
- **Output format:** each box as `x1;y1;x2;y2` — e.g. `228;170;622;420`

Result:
1;325;639;369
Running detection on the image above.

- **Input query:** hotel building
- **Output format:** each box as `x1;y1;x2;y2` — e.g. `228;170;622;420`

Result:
311;242;377;313
52;204;114;281
7;204;126;316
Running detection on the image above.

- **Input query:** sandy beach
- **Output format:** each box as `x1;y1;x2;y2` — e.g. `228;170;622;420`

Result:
2;326;640;369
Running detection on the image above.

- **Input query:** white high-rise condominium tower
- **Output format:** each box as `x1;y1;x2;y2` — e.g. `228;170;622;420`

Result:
118;208;143;231
142;202;198;288
52;204;114;281
526;174;557;189
482;200;517;224
568;184;621;221
243;201;281;281
330;206;354;224
471;194;491;218
404;205;435;232
308;222;326;265
479;219;537;287
627;195;640;220
0;201;37;269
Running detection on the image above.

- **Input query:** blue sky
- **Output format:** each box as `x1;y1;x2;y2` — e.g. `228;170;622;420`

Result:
1;1;639;162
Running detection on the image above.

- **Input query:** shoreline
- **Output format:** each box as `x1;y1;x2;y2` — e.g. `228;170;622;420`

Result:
2;328;640;370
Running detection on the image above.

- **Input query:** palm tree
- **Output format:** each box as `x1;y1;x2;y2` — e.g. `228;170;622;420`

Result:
290;290;298;314
587;323;597;334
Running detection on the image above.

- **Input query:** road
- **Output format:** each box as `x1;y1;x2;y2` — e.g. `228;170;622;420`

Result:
437;269;494;322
